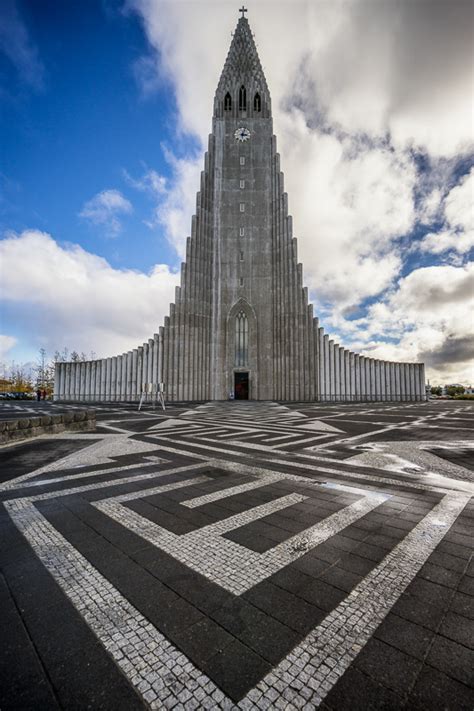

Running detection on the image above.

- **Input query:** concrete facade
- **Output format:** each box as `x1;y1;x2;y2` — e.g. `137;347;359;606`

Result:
55;16;426;403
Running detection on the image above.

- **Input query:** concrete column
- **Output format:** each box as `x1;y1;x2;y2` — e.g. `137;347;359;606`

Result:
318;328;325;401
89;361;96;401
147;338;154;391
105;358;111;401
374;360;380;401
389;362;395;402
409;363;416;402
54;363;61;401
115;356;122;401
358;356;365;401
125;352;132;400
111;356;117;401
334;345;340;402
156;331;162;398
370;359;376;401
344;348;354;402
354;354;360;401
419;363;426;401
136;347;143;400
73;363;80;400
380;361;386;402
399;364;406;401
83;362;90;401
99;359;106;401
329;340;335;402
350;352;356;402
141;345;148;398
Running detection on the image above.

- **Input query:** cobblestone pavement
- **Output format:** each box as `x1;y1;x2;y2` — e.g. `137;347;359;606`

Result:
1;400;473;709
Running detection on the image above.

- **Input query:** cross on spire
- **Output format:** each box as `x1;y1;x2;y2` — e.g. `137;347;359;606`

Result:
239;6;248;18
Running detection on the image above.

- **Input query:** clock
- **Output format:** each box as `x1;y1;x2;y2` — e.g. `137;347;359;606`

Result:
234;127;251;142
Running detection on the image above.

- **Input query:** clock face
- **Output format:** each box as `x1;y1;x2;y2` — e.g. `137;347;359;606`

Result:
234;127;251;142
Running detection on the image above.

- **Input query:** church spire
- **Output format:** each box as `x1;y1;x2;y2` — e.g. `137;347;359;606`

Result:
214;13;271;118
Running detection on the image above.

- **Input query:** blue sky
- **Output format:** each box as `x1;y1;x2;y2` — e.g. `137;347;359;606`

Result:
1;0;180;273
0;0;473;384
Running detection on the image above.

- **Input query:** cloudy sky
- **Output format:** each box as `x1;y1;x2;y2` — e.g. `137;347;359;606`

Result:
1;0;473;384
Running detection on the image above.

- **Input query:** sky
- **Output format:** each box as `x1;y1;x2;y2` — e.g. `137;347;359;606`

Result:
0;0;473;385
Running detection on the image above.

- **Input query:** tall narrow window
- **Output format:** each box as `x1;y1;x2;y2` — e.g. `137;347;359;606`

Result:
240;156;245;166
240;179;245;189
235;311;248;366
224;92;232;111
239;85;247;111
240;251;244;261
254;93;261;112
240;203;245;212
239;227;245;236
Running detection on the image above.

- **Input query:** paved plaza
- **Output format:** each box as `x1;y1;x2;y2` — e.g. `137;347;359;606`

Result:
0;399;473;709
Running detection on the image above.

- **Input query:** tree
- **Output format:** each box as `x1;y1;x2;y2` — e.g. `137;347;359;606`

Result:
430;386;442;396
446;385;465;397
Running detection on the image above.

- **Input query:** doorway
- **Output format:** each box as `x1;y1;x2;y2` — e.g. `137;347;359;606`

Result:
234;372;249;400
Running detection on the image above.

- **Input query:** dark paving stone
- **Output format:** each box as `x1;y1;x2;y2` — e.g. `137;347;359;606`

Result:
450;591;474;620
243;580;325;633
2;545;143;711
354;638;423;697
324;665;401;710
391;591;451;632
201;639;271;702
238;615;300;664
320;564;364;593
429;447;474;472
458;575;474;596
297;577;346;611
0;573;61;710
0;438;92;484
426;635;474;686
408;665;474;710
374;612;435;660
418;561;464;589
171;617;235;667
209;597;267;636
439;611;474;649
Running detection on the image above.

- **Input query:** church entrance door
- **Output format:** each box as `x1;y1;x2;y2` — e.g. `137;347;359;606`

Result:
234;372;249;400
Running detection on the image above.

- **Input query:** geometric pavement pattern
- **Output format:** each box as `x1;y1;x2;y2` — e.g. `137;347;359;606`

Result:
1;399;473;709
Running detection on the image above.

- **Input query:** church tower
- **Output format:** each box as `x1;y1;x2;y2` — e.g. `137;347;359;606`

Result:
55;11;426;403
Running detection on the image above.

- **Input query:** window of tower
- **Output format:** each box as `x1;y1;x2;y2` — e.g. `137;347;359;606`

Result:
239;227;245;236
224;92;232;111
239;203;245;212
239;85;247;111
240;156;245;166
240;180;245;189
235;311;248;366
254;93;261;112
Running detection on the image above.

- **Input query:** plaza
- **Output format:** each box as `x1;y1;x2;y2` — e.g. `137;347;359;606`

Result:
1;399;472;708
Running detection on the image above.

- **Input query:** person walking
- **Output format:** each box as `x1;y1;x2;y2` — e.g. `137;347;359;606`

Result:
36;389;41;402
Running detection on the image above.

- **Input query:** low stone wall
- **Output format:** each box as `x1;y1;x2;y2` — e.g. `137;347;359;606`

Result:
0;410;96;445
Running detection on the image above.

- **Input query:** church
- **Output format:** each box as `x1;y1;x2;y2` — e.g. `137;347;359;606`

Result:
54;11;426;403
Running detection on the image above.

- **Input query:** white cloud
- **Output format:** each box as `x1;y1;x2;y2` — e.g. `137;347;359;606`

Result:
0;0;44;90
79;189;133;237
419;168;474;255
126;154;202;258
0;334;17;360
333;263;474;384
0;230;179;357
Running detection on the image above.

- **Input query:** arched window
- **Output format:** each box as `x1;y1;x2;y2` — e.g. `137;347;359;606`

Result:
224;92;232;111
235;311;248;366
254;92;261;112
239;85;247;111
